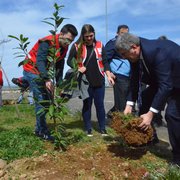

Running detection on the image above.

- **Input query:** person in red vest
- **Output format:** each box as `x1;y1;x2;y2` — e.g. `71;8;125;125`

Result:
23;24;78;141
0;63;3;108
67;24;114;137
11;77;34;105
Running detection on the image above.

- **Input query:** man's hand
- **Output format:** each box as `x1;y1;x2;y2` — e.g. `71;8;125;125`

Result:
139;111;154;131
107;76;115;85
106;71;115;86
124;104;133;115
78;66;86;73
110;72;116;79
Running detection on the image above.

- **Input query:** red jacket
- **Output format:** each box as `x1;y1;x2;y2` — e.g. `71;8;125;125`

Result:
0;69;3;86
23;34;68;74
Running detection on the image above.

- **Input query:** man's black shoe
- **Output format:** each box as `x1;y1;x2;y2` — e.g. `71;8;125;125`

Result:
12;78;29;89
86;129;93;137
12;78;23;87
34;131;54;142
100;129;108;137
42;133;55;142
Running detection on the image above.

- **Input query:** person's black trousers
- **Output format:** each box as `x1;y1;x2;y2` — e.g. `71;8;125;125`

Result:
165;90;180;165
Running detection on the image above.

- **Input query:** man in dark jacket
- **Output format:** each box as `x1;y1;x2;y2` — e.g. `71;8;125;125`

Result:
23;24;78;141
115;32;180;166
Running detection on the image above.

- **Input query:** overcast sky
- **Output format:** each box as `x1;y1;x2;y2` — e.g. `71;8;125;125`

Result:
1;0;180;86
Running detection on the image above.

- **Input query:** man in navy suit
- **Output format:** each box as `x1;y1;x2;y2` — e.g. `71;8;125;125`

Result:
115;33;180;166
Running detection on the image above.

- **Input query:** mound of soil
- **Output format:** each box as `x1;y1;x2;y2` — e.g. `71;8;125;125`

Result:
110;112;153;147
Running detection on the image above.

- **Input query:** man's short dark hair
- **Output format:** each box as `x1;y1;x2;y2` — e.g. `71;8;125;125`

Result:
117;25;129;33
61;24;78;37
158;35;168;40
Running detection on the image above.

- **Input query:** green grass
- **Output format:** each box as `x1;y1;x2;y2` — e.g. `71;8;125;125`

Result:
0;104;95;162
0;127;45;162
0;103;180;178
0;104;46;162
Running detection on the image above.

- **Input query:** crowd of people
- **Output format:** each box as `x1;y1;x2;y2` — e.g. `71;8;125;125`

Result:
1;23;180;166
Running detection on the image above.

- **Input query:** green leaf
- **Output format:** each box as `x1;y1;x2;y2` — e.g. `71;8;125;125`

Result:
23;42;30;50
54;3;59;9
41;21;54;27
36;108;45;115
18;60;26;67
8;35;19;41
49;30;56;35
15;55;25;58
20;34;24;41
47;56;54;62
43;17;55;21
48;105;55;117
53;11;58;18
56;18;67;28
13;47;22;50
22;37;29;43
13;52;24;55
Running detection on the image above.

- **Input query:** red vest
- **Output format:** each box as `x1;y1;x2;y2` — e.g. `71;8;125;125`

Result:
23;34;68;74
0;69;3;86
75;41;104;76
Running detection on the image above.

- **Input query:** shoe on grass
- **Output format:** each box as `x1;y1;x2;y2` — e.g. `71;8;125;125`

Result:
100;129;108;137
34;131;54;142
86;129;93;137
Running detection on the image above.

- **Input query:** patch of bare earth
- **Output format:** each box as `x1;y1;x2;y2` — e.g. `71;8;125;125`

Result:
3;142;150;180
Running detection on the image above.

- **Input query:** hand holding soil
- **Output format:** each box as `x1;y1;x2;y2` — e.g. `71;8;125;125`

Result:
110;112;153;147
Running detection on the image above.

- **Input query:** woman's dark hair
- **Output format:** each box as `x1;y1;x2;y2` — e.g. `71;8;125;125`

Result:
76;24;96;44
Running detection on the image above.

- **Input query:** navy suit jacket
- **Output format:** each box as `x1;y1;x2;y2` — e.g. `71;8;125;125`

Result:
129;37;180;111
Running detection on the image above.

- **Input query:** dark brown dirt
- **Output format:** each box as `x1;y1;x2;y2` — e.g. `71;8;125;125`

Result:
4;143;150;179
110;112;153;147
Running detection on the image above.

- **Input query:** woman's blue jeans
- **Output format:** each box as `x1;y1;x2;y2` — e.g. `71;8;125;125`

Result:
82;85;106;132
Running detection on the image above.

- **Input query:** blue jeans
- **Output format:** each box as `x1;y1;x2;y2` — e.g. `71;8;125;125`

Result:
82;85;106;132
27;90;34;105
23;71;50;134
17;90;34;104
